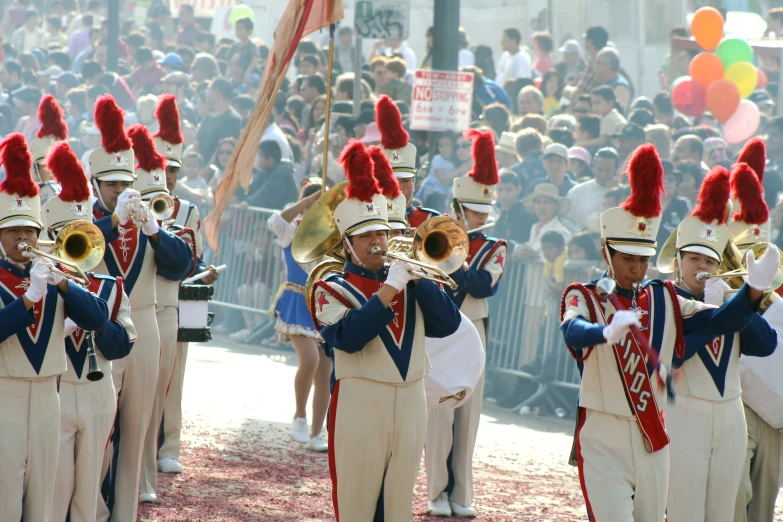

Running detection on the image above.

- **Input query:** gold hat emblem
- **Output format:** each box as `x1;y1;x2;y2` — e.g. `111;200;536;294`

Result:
628;215;652;237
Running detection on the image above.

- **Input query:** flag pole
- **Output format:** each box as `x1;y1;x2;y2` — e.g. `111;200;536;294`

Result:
321;24;337;194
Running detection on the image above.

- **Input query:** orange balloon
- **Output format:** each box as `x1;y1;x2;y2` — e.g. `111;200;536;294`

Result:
706;79;741;123
691;7;724;51
689;53;724;88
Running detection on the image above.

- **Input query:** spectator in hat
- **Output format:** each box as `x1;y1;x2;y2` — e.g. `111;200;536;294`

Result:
566;146;618;227
11;85;41;140
594;47;633;113
555;39;585;85
176;4;203;47
567;146;593;181
514;182;573;260
495;27;532;86
528;142;576;197
496;131;520;169
612;122;646;166
129;47;167;95
158;52;183;73
10;8;43;53
195;77;242;163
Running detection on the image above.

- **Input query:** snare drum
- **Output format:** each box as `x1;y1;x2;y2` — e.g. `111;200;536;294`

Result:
425;312;485;409
178;284;214;343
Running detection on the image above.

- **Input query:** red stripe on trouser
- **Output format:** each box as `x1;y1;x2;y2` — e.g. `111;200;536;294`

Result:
575;407;596;521
328;380;341;522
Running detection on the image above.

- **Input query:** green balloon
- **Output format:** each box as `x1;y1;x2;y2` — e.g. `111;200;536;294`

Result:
230;4;255;25
715;38;754;69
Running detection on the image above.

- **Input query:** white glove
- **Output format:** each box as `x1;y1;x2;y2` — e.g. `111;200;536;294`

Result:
63;318;78;337
24;260;51;303
602;310;640;346
704;277;731;306
746;245;781;291
115;189;140;224
141;207;160;236
385;259;419;291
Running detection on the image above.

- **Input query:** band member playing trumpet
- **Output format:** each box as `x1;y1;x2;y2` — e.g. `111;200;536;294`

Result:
42;141;137;522
369;145;410;239
154;95;220;476
29;94;67;207
88;96;193;522
311;140;460;521
0;133;109;522
560;144;780;522
657;165;776;522
425;129;507;518
375;95;440;229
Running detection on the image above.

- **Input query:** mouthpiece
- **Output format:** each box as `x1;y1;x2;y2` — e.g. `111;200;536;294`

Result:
370;246;383;255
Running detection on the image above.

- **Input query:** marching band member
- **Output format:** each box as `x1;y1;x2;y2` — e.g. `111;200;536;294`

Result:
369;144;409;239
311;140;461;521
375;95;440;228
730;140;783;522
560;144;779;522
425;129;506;518
88;96;193;522
267;180;330;451
154;95;220;475
126;122;199;503
0;133;109;522
44;142;137;522
658;165;776;522
28;94;67;207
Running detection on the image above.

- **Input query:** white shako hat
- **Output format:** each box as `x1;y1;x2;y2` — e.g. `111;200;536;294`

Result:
453;129;499;214
600;144;663;257
376;95;416;179
29;94;68;166
0;133;42;230
89;95;135;183
333;140;389;237
728;162;771;250
368;145;407;230
153;94;184;168
128;124;169;200
657;165;732;273
42;141;92;234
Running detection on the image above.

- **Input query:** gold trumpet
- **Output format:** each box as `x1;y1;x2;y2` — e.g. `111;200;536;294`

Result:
372;216;469;290
19;221;106;287
128;193;176;224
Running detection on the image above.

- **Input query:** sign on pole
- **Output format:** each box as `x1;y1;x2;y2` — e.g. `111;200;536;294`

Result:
411;70;474;133
354;0;410;40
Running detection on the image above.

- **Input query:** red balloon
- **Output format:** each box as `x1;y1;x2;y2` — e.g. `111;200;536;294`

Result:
706;79;741;123
757;67;769;88
672;78;707;117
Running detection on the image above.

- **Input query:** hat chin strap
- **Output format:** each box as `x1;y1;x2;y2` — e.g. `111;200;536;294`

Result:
603;244;616;280
92;178;109;212
0;241;29;270
675;250;698;295
344;238;367;269
458;202;469;230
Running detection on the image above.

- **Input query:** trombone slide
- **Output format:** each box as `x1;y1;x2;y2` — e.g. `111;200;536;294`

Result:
371;246;458;290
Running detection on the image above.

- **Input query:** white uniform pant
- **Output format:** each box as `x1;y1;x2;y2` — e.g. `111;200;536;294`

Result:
0;376;60;522
329;377;427;522
667;394;746;522
97;305;160;522
425;318;486;507
52;377;116;522
158;341;189;461
576;408;669;522
140;305;178;495
734;403;783;522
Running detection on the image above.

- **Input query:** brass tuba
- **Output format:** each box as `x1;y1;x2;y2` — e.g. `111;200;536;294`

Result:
292;181;347;264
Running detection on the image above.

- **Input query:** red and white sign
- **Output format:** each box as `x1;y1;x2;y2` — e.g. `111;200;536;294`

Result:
411;70;474;133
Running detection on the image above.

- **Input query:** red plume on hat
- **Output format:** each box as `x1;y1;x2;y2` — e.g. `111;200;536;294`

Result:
621;144;665;218
46;141;90;202
0;133;37;197
465;129;499;186
692;165;730;225
128;124;166;173
376;95;409;150
737;138;766;183
731;163;769;225
94;95;131;154
339;140;379;202
368;145;401;199
36;94;68;140
153;94;183;145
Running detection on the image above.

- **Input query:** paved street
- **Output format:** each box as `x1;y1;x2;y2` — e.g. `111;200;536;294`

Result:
138;336;783;521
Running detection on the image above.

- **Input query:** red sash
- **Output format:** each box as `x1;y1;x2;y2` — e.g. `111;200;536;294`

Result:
565;283;669;453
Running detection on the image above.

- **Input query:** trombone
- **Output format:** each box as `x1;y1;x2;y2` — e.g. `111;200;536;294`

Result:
372;216;469;290
127;193;176;225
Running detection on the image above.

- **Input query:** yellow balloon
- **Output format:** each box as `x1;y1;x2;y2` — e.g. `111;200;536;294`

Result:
724;62;758;98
